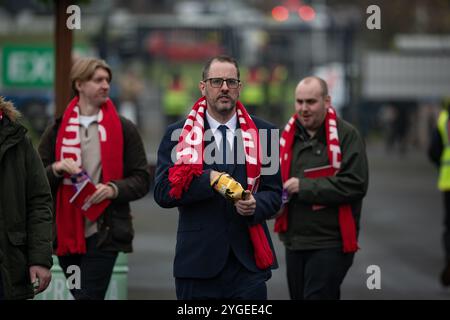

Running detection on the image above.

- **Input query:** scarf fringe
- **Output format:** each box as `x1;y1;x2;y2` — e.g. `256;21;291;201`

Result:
168;164;203;199
55;242;86;256
249;225;274;269
273;207;288;233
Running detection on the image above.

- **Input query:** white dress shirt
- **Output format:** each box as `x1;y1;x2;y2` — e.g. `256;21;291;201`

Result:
205;110;237;151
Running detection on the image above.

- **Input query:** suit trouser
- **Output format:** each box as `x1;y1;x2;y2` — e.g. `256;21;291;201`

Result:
285;247;354;300
58;233;118;300
175;249;271;300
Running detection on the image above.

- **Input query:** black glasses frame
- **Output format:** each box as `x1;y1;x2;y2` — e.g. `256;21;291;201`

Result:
204;78;240;89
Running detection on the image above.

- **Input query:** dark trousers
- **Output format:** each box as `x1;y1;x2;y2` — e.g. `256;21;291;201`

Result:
58;233;118;300
176;250;271;300
285;247;354;300
443;192;450;261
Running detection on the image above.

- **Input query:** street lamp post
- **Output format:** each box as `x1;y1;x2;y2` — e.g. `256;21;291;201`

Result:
54;0;73;118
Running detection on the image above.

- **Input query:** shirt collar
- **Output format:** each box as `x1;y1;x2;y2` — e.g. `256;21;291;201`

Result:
295;118;326;142
79;112;99;128
205;109;237;133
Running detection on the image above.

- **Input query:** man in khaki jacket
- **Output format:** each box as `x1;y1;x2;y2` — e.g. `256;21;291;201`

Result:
275;76;369;300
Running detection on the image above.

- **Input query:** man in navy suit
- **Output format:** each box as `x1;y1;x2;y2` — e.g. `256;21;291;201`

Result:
154;55;282;299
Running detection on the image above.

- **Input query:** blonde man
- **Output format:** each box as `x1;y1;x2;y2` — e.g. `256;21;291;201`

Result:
39;58;150;300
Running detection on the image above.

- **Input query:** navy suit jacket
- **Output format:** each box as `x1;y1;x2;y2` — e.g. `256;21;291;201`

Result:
154;115;282;278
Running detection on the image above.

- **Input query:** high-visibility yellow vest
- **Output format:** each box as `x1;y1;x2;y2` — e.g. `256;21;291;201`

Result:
437;110;450;190
268;82;282;105
163;88;190;116
240;83;265;106
268;65;288;105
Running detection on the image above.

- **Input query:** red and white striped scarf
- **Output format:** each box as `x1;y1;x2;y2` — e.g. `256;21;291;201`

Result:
274;107;358;253
168;96;274;269
54;96;123;256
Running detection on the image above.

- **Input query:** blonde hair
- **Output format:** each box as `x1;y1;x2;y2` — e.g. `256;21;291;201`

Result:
71;57;112;95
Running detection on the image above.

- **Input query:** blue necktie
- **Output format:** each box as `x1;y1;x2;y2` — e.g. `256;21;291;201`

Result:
217;125;230;172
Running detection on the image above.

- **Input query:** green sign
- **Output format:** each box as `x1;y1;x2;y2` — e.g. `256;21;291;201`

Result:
2;45;54;88
1;45;88;88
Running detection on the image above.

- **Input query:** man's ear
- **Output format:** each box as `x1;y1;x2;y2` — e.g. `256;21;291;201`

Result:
75;80;83;93
199;81;206;96
237;82;242;96
325;95;332;107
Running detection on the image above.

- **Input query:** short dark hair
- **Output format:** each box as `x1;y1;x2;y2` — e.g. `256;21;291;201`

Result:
300;76;329;97
202;55;240;80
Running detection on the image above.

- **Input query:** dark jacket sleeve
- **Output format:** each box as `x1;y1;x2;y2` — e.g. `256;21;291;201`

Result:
428;126;442;168
38;120;63;193
110;118;151;203
298;123;369;206
153;124;215;208
248;124;283;225
25;137;53;269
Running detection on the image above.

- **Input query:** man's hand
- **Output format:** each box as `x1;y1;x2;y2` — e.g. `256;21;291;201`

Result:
235;193;256;216
283;177;300;195
210;170;221;184
85;183;115;205
29;265;51;294
211;172;247;201
52;158;82;176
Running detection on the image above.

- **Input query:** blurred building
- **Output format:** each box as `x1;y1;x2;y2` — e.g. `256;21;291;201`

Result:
1;0;448;148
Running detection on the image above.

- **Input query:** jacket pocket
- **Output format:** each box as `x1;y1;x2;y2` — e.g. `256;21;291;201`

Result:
110;210;134;243
6;231;30;292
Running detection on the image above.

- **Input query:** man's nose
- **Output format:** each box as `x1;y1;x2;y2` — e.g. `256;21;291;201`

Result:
102;80;110;89
220;81;230;91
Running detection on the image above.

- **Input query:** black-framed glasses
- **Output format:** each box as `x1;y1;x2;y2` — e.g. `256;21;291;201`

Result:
204;78;240;89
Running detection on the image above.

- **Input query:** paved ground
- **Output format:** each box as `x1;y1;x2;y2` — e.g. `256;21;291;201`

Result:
127;141;450;300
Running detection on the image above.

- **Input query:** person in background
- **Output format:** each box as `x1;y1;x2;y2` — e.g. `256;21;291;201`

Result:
38;57;150;300
162;71;191;127
274;76;369;300
0;96;53;300
428;97;450;287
